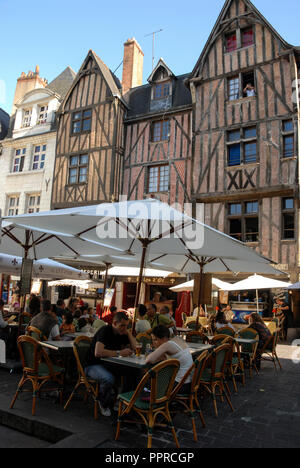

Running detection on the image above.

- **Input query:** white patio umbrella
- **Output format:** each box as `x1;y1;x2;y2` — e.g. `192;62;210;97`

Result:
0;253;89;280
169;278;234;293
288;282;300;290
227;274;291;313
48;279;102;289
2;199;276;330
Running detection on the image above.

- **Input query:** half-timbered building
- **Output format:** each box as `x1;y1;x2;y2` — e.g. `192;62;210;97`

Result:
123;59;192;206
51;50;126;209
188;0;300;282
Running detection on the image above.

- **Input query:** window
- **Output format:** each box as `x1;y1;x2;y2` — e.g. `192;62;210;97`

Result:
227;127;257;166
225;32;237;52
282;120;294;158
153;82;170;99
68;154;89;184
27;195;41;214
13;148;26;173
225;27;254;53
228;201;259;242
241;28;254;48
32;145;46;170
148;165;169;193
71;109;92;134
22;109;32;128
282;198;295;240
152;121;170;142
7;196;20;216
228;71;255;101
37;105;48;125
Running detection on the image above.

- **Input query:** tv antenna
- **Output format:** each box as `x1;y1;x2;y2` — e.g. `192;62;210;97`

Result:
145;29;163;71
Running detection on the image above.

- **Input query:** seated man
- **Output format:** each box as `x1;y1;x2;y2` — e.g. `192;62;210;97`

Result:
29;300;61;341
85;312;137;417
145;304;174;331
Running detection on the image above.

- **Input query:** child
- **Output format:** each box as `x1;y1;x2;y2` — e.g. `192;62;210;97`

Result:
60;312;76;336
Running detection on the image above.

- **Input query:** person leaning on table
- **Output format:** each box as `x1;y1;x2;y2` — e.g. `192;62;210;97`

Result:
29;300;61;341
146;325;194;394
85;311;137;417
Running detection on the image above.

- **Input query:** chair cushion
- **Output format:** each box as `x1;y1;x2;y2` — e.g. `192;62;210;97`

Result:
38;363;64;377
119;391;162;410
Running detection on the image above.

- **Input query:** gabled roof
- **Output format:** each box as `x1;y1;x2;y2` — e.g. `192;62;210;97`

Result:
47;66;76;99
60;50;122;113
190;0;295;79
147;58;176;83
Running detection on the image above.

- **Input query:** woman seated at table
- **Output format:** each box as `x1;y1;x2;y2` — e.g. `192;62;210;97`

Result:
248;313;271;351
146;325;194;393
213;310;235;332
60;312;76;336
135;304;151;335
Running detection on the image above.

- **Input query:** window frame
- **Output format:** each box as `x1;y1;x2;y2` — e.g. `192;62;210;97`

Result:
282;119;295;159
13;148;26;173
227;126;258;167
282;197;295;240
7;196;20;216
228;200;259;243
227;70;256;102
153;81;171;100
225;26;255;53
27;194;41;214
151;120;170;142
22;109;32;128
68;154;89;185
148;164;170;193
71;109;92;135
37;105;49;125
32;144;46;171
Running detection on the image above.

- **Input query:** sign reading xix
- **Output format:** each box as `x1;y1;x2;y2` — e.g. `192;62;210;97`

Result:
227;168;256;190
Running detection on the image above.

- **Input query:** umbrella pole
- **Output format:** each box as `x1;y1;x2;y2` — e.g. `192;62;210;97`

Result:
196;262;204;332
256;289;259;314
132;240;148;335
18;232;31;336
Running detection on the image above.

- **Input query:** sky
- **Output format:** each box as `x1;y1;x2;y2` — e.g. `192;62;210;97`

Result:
0;0;299;115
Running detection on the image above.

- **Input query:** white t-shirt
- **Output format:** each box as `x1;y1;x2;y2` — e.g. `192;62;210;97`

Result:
136;319;151;335
49;324;60;340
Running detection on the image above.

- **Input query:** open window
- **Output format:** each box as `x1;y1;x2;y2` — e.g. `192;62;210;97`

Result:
228;70;256;101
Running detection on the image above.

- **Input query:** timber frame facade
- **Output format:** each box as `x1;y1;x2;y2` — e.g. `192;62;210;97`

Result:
51;50;126;209
188;0;300;281
50;0;299;282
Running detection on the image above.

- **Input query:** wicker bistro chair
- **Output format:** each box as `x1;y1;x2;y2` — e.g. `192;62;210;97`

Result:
186;331;209;344
64;336;100;419
214;326;236;338
211;335;245;393
187;321;197;331
171;351;210;442
198;343;235;418
136;332;152;354
238;328;259;378
115;359;180;449
10;336;65;416
260;331;282;371
26;326;47;342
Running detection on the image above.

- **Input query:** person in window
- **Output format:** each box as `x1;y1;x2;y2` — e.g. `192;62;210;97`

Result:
243;83;256;97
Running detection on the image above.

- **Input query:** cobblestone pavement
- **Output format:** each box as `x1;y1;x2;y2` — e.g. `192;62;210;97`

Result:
1;344;300;448
98;344;300;449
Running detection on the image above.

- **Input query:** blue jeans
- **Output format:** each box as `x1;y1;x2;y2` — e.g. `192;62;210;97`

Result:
85;364;116;408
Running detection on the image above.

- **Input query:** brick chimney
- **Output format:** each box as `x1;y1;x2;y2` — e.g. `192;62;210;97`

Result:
122;38;144;94
12;65;48;114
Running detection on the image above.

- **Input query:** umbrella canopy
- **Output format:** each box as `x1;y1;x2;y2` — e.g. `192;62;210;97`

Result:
169;278;234;293
2;199;271;265
0;253;89;280
227;274;291;291
48;279;102;289
288;282;300;290
104;266;174;278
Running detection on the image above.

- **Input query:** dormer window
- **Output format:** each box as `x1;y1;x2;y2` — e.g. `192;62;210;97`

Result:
153;81;170;100
37;105;48;125
22;109;32;128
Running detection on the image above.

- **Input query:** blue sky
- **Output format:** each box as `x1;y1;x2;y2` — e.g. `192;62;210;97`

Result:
0;0;299;114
